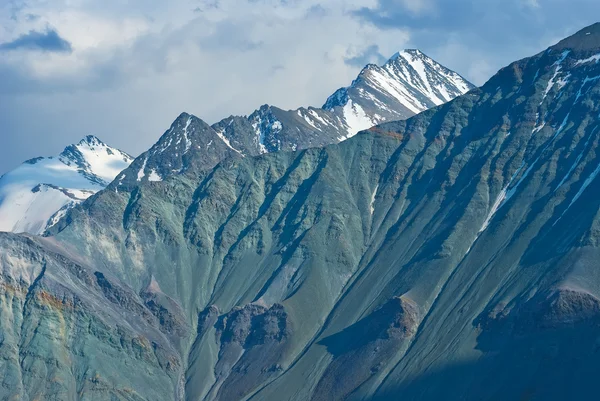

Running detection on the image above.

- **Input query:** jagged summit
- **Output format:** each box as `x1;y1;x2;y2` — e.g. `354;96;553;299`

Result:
114;112;240;186
387;48;424;62
78;134;106;145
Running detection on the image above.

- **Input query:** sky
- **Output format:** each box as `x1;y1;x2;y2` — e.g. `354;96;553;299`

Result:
0;0;598;174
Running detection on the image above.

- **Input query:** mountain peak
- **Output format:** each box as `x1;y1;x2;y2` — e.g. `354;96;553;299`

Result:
174;111;192;122
114;111;243;186
322;49;474;124
387;48;425;62
58;135;133;187
77;135;105;147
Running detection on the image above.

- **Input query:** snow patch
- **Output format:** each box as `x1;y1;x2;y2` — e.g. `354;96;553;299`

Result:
215;129;243;155
182;117;192;153
148;169;162;182
370;184;379;215
252;120;268;154
575;53;600;65
137;157;148;182
342;100;376;139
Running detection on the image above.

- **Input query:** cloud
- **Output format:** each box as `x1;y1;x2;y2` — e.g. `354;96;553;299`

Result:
0;28;72;52
344;44;387;67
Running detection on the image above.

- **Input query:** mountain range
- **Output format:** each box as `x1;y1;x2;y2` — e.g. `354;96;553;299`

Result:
2;23;600;401
123;49;473;186
0;50;472;233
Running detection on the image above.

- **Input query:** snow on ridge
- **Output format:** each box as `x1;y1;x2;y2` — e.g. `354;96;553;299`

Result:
387;49;473;101
321;49;472;125
341;100;377;139
72;137;134;184
182;117;192;153
215;129;243;155
353;49;473;117
365;67;426;114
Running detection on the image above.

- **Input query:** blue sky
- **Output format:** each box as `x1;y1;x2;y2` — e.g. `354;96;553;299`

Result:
0;0;598;173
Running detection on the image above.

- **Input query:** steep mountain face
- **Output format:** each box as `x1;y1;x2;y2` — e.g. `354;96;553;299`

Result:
3;23;600;401
129;51;473;184
0;136;133;234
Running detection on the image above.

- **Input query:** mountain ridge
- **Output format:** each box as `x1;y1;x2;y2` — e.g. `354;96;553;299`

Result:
0;49;471;235
4;25;600;400
124;49;474;185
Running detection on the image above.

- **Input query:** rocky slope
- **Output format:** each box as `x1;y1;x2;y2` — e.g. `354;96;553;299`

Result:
0;136;133;234
2;23;600;401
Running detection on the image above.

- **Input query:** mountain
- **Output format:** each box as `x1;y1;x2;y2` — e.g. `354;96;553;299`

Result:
127;50;473;184
0;52;472;232
323;49;474;129
3;23;600;401
115;113;240;188
0;135;133;234
212;50;474;156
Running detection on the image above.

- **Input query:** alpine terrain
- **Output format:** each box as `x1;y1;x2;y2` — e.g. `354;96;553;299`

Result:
126;49;473;184
2;23;600;401
0;50;471;230
0;135;133;234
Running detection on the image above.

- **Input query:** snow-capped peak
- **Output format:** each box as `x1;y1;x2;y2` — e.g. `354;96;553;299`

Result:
59;135;134;185
322;49;474;139
384;49;474;104
324;49;473;112
0;136;133;234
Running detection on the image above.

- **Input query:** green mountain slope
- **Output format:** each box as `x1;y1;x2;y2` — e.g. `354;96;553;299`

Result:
2;22;600;401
